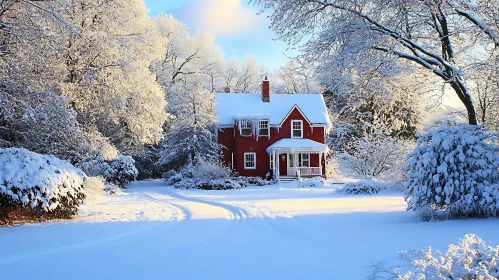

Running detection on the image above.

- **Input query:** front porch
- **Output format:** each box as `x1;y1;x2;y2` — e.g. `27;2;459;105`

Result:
266;138;329;181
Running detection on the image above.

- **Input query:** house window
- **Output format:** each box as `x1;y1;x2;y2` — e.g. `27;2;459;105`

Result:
259;120;269;137
240;119;252;137
299;153;310;167
244;152;256;169
291;120;303;138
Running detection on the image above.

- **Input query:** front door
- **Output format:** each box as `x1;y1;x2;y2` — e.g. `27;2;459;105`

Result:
279;153;287;176
287;153;296;176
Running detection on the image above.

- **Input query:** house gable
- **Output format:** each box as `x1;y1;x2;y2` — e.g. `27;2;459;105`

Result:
279;104;313;128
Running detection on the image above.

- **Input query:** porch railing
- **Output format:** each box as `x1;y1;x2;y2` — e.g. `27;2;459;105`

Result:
296;167;322;176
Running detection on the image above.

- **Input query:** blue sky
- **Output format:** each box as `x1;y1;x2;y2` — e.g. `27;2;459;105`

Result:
143;0;297;70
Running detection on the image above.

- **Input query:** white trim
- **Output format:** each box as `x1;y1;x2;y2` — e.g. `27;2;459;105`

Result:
300;153;310;167
259;119;270;137
279;104;313;127
291;120;303;138
244;152;256;170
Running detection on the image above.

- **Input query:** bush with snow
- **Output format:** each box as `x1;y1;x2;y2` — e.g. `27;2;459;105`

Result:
0;148;85;224
79;155;138;188
369;234;499;279
234;176;277;187
341;180;383;195
298;177;326;188
166;161;242;190
405;124;499;220
104;155;138;187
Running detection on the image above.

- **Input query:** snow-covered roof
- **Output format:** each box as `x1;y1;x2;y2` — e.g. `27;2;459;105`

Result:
215;93;331;129
266;138;329;153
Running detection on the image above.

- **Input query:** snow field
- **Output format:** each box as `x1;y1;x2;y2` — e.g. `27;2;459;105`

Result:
1;180;499;279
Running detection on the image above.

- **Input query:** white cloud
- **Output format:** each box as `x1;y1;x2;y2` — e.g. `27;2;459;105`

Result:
181;0;260;37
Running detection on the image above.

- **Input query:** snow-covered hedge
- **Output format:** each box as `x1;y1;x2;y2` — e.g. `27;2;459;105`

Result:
0;148;85;224
80;155;138;188
341;180;383;195
235;176;277;187
174;178;242;190
298;177;326;188
165;162;242;190
405;124;499;220
370;234;499;279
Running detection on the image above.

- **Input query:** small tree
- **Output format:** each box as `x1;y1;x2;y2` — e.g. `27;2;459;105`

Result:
339;132;410;180
158;77;220;169
406;124;499;220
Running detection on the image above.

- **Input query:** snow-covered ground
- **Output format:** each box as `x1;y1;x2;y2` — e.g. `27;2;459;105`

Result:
1;180;499;279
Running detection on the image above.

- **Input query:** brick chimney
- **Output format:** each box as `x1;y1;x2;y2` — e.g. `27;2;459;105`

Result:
224;86;230;93
262;76;270;102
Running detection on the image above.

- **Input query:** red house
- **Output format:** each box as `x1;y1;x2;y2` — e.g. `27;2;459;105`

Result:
216;78;331;181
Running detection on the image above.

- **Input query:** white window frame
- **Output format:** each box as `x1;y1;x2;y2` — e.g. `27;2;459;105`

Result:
244;152;256;170
259;120;269;137
291;120;303;138
240;119;252;137
299;153;310;167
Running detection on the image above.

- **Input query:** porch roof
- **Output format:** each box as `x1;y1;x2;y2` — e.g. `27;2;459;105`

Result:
266;138;329;154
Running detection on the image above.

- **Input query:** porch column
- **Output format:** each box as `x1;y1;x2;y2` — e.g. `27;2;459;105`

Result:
275;152;280;178
272;150;276;176
319;152;323;176
293;151;298;177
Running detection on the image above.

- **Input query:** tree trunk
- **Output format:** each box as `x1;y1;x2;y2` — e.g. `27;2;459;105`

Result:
450;81;478;125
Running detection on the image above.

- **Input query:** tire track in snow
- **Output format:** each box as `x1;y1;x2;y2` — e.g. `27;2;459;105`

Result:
161;189;313;241
137;192;190;221
160;189;255;232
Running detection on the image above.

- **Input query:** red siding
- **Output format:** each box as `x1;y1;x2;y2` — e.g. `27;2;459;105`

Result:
218;107;327;177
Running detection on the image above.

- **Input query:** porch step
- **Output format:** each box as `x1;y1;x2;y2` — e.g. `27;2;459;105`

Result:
279;176;297;182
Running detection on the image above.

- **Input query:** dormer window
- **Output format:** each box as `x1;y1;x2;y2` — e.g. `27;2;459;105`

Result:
240;119;252;137
291;120;303;138
259;120;269;137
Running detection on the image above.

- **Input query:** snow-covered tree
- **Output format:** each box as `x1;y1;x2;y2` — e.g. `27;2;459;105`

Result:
151;14;223;91
254;0;499;125
158;76;220;169
53;0;166;154
0;81;89;163
272;59;320;94
406;124;499;220
327;67;423;152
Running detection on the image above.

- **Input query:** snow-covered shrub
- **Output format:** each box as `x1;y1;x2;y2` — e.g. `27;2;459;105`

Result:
79;155;138;188
166;173;183;186
234;176;277;187
165;162;242;190
339;134;410;180
172;177;242;190
340;180;383;195
82;177;105;203
104;155;138;187
185;160;231;180
0;148;85;224
79;157;109;177
405;124;499;220
298;177;326;188
369;234;499;279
